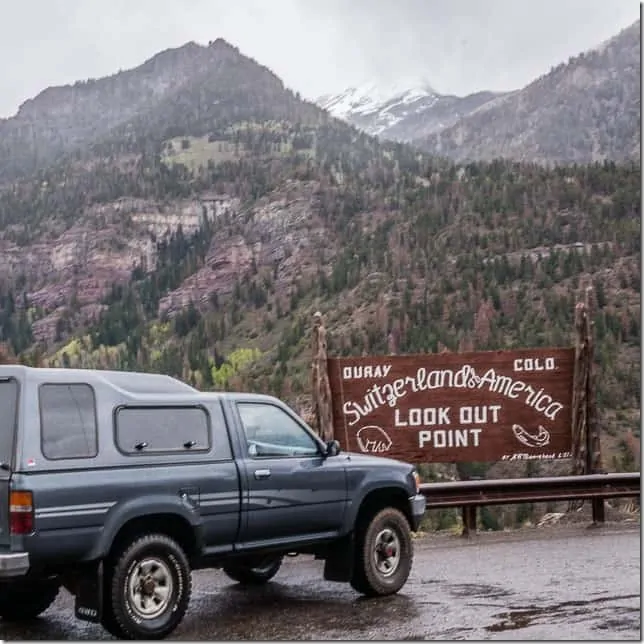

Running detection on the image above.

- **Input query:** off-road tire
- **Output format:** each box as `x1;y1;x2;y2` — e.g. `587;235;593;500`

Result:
223;555;283;585
0;578;60;621
106;533;192;640
100;601;127;639
350;507;413;597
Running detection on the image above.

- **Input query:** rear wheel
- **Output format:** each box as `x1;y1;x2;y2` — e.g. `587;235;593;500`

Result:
105;534;192;640
100;605;127;640
350;507;413;597
0;578;60;621
223;555;283;585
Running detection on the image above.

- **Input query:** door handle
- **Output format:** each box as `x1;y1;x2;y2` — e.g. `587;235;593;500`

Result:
254;469;271;480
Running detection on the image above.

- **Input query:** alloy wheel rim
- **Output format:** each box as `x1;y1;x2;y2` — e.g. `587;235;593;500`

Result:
127;557;174;619
373;527;401;577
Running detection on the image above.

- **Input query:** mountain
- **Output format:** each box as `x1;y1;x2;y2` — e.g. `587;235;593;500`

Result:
415;20;641;164
0;36;640;484
0;38;327;181
318;79;504;142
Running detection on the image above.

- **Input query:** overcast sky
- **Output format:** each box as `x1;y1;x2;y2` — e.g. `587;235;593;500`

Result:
1;0;640;118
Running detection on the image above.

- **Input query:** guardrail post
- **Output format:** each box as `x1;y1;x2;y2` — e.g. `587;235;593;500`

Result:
591;498;606;523
461;506;477;538
458;472;482;537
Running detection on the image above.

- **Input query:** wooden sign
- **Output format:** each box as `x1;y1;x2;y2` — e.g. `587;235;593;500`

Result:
327;348;575;464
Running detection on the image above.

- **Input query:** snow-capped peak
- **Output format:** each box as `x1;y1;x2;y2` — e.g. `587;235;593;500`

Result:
318;77;437;120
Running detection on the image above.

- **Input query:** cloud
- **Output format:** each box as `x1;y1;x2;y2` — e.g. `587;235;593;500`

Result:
0;0;640;117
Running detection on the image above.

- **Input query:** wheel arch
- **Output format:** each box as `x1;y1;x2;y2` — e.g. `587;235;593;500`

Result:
105;513;200;563
353;486;413;532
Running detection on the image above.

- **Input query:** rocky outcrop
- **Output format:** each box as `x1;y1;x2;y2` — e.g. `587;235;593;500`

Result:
2;182;336;343
159;182;332;317
2;192;240;344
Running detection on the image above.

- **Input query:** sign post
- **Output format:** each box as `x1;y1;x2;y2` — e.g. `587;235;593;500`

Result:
311;312;335;442
327;348;575;464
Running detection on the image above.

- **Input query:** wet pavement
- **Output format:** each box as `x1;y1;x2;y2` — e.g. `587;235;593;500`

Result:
2;523;640;640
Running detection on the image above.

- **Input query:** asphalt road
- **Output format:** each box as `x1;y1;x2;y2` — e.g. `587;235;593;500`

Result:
2;523;640;640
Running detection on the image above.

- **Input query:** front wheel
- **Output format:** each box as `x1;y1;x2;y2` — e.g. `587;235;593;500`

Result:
106;534;192;640
350;507;413;597
0;578;60;621
223;555;283;585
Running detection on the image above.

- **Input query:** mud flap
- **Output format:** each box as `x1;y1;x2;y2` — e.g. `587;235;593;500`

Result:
323;532;354;582
74;561;103;623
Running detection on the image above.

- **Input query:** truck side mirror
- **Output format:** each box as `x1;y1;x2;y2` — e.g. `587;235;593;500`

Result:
325;439;341;457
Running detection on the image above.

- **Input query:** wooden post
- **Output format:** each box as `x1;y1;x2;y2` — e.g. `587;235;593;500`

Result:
568;294;590;513
570;302;589;472
311;314;321;435
584;288;605;524
568;288;604;522
311;312;334;442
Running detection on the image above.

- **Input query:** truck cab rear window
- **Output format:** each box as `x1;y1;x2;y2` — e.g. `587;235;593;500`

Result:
40;383;98;460
115;406;211;454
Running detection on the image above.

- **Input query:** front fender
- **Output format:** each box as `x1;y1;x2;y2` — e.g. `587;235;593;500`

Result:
342;470;415;534
86;494;203;561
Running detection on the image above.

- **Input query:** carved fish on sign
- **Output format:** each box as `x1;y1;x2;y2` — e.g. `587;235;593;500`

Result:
512;424;551;448
356;425;393;454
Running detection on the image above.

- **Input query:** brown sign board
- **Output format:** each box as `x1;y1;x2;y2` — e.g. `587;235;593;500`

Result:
327;348;575;464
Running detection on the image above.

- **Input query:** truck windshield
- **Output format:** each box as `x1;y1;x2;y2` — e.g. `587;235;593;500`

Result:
0;379;18;478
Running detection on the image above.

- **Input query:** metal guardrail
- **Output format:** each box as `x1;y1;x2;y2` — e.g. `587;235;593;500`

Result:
419;472;640;507
419;472;641;532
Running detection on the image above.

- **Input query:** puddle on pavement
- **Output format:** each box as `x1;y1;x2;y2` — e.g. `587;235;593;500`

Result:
188;582;422;638
401;626;475;640
485;608;542;632
485;594;641;634
447;583;513;600
593;606;641;633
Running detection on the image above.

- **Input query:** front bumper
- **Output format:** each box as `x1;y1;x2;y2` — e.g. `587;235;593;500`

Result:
0;552;30;578
409;494;427;532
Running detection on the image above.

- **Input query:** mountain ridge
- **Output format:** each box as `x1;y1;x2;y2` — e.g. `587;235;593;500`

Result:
0;37;328;182
6;38;256;121
415;19;641;163
317;19;640;164
318;79;506;142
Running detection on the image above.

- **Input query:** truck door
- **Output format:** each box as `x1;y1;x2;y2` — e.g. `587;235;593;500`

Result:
232;400;347;548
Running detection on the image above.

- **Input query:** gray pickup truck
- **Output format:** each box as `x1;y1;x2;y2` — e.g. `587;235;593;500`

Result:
0;365;426;639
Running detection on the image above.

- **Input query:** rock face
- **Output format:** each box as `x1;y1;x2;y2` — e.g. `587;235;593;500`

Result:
158;182;330;317
415;20;641;164
2;178;338;345
3;192;240;343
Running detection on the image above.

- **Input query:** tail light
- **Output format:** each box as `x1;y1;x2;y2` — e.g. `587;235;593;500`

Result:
10;490;34;535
